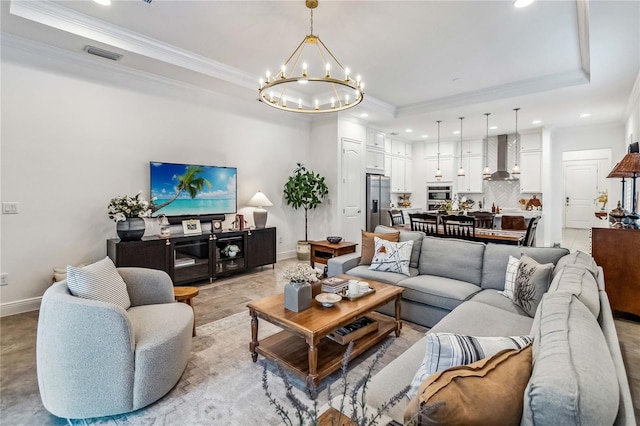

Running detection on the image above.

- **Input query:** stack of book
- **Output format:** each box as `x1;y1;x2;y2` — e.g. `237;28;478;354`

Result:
320;277;348;294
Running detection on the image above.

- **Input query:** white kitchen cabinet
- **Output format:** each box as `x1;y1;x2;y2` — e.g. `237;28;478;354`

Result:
366;130;386;150
366;149;385;173
424;140;455;158
457;155;484;193
405;142;413;157
391;139;412;157
426;156;456;182
465;139;484;156
520;151;542;192
519;132;542;152
384;155;392;177
384;137;392;154
390;157;413;192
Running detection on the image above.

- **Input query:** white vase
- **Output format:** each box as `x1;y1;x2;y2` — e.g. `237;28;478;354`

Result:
284;281;312;312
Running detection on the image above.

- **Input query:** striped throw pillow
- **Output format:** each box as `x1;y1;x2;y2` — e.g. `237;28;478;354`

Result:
407;333;532;399
66;257;131;310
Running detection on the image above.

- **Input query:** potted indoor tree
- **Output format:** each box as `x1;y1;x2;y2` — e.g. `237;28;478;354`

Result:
283;163;329;260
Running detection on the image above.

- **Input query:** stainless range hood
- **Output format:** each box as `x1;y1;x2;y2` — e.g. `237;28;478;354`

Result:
484;134;519;181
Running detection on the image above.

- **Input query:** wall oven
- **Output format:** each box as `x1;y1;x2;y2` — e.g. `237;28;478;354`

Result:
426;185;452;211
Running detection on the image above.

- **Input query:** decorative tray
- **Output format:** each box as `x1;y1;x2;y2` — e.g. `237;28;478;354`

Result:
341;286;376;301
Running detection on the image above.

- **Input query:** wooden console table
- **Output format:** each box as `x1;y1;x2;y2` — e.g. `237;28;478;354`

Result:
309;240;358;269
592;227;640;317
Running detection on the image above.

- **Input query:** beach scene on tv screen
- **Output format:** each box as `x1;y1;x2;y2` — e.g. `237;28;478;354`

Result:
150;162;237;216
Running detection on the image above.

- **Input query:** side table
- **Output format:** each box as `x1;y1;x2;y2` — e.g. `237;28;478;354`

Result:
174;286;199;336
308;240;358;274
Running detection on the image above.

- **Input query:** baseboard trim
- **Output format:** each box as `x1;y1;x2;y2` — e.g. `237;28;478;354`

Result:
1;297;42;317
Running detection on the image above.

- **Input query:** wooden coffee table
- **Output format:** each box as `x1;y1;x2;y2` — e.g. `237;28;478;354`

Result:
247;275;403;387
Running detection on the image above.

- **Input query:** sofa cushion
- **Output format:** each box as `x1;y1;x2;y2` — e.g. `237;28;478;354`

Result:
552;250;598;279
345;265;419;285
407;333;532;399
548;264;600;318
468;290;528;316
375;225;424;268
430;301;534;337
359;230;399;265
66;257;131;310
481;244;569;290
369;237;413;276
522;292;619;426
398;275;482;311
418;237;485;286
404;345;532;426
510;255;554;317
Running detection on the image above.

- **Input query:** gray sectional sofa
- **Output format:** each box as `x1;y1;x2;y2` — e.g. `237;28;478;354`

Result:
327;226;636;425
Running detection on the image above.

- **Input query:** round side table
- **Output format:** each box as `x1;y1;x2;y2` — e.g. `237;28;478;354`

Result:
174;286;199;336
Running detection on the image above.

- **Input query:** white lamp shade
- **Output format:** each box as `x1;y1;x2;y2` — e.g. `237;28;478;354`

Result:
247;191;273;208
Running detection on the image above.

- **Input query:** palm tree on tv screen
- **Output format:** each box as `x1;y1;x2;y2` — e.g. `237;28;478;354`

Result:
152;165;212;213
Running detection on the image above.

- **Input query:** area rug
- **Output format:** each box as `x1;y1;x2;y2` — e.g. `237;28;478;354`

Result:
58;311;426;425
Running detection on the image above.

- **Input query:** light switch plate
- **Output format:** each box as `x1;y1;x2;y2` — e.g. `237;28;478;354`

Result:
2;202;19;214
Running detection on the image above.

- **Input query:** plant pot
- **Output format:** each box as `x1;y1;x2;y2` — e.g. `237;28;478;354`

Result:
284;281;312;312
296;240;310;261
116;217;146;242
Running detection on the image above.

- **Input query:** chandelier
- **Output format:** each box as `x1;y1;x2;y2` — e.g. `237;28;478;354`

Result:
257;0;364;114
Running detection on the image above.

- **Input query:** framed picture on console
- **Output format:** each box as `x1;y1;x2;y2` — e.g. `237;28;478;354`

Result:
182;219;202;236
212;220;223;233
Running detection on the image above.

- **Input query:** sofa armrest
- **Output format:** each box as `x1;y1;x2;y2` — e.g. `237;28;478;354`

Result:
327;252;362;277
118;267;175;306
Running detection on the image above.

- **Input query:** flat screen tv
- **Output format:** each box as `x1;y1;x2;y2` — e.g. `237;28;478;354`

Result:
150;162;237;218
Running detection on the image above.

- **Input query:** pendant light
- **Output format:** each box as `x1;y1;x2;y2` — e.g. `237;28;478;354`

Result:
435;120;443;180
457;117;465;177
512;108;521;176
482;113;492;177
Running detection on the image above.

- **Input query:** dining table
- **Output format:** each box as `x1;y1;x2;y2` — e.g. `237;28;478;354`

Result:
392;224;526;245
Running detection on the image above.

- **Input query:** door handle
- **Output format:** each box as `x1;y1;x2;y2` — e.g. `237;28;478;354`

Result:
566;196;570;206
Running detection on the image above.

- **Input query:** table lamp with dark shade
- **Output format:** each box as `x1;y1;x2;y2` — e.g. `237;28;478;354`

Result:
608;152;640;227
247;191;273;228
606;162;633;210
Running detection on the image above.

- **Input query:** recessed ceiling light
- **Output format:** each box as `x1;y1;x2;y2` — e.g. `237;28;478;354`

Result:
93;0;111;5
405;129;413;133
532;120;542;124
489;126;498;130
453;131;460;135
421;134;429;139
513;0;535;8
360;113;369;118
580;113;591;118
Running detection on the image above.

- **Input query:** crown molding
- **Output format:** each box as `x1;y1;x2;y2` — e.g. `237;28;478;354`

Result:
9;0;257;90
576;0;591;78
396;69;590;118
1;33;312;126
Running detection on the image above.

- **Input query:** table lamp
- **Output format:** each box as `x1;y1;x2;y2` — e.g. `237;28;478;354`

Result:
608;153;640;228
247;191;273;228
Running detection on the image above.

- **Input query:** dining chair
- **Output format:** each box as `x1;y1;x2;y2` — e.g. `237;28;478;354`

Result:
409;213;439;235
501;215;527;230
467;211;495;229
388;209;405;226
441;214;476;239
522;216;541;247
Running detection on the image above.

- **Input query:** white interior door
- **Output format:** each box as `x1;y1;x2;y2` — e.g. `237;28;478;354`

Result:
564;162;599;228
341;138;362;246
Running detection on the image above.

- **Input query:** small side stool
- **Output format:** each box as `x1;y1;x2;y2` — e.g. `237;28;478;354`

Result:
173;286;199;336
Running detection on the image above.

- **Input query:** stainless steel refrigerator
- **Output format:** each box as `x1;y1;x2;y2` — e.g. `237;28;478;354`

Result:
366;174;391;232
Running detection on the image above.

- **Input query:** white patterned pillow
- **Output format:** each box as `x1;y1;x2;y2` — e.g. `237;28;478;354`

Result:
66;257;131;310
499;255;520;299
407;332;532;399
368;237;413;276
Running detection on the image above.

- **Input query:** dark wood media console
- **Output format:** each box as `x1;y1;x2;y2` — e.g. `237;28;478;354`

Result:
108;227;276;285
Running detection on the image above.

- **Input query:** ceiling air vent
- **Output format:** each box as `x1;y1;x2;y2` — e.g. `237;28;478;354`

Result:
84;46;123;61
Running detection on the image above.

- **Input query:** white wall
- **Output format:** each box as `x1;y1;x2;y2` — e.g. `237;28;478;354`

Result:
0;45;312;314
548;123;625;244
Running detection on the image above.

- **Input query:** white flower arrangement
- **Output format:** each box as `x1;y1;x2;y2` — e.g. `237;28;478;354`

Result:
281;263;319;283
107;192;151;222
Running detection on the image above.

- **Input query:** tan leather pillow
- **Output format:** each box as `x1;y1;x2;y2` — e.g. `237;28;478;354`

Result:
359;230;400;265
404;345;532;426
